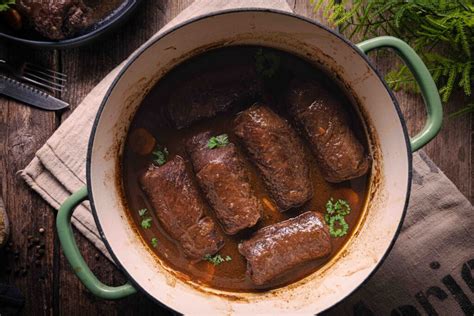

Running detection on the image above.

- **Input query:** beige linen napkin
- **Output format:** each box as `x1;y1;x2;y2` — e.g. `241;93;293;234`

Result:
21;0;474;314
20;0;292;260
324;151;474;316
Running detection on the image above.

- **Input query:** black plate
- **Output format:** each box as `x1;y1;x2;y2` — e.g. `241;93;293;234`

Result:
0;0;142;49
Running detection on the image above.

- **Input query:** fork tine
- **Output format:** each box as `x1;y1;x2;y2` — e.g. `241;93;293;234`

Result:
24;66;67;83
22;73;66;89
20;76;64;92
24;63;67;78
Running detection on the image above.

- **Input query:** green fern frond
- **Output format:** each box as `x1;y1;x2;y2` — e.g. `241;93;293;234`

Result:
323;0;335;19
459;64;472;95
457;22;471;57
440;68;457;102
449;103;474;118
394;5;408;28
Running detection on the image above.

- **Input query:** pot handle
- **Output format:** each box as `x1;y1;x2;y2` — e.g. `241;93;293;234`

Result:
57;186;137;299
356;36;442;152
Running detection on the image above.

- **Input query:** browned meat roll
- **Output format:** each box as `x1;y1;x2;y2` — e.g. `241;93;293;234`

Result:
140;156;224;260
234;104;313;211
167;64;261;129
238;211;331;285
286;79;370;183
16;0;91;40
186;132;263;235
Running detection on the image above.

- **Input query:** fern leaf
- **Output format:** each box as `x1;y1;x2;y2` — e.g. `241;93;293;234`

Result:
311;0;325;13
425;15;450;30
394;5;408;28
432;68;442;84
456;22;471;57
442;68;457;102
323;0;335;19
459;63;472;95
449;103;474;118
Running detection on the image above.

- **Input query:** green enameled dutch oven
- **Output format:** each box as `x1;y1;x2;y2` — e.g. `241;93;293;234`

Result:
56;9;442;315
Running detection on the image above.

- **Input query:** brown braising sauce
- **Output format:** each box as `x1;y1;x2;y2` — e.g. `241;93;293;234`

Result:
122;46;370;292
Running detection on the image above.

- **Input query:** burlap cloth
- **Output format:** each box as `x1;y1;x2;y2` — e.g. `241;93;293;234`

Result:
20;1;474;314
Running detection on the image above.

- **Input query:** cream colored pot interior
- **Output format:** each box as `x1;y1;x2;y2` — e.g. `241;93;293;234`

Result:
88;10;410;315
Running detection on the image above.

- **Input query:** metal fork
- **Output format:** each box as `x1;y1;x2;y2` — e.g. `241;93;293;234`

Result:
0;59;67;92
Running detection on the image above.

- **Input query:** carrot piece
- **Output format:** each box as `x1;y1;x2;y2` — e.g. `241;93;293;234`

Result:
129;128;156;155
338;188;360;208
262;197;278;213
317;126;326;135
201;262;216;283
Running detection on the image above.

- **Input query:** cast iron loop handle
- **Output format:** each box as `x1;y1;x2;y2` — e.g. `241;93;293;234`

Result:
357;36;443;152
57;186;137;299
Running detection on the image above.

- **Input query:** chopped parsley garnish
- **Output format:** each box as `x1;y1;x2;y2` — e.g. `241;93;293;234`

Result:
141;217;152;229
207;134;229;149
324;198;351;222
138;208;147;217
255;48;281;79
152;147;169;166
204;254;232;266
324;198;351;238
151;237;158;248
327;215;349;238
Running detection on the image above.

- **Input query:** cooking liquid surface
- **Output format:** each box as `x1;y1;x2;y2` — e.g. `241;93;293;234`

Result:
122;46;370;292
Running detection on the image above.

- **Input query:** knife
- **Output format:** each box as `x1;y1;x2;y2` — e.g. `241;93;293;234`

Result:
0;75;69;110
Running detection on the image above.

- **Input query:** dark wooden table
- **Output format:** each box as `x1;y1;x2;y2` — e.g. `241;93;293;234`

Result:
0;1;472;315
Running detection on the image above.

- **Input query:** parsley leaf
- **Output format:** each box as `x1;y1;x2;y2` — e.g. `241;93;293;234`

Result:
151;237;158;248
207;134;229;149
326;198;351;217
324;198;351;238
141;217;152;229
138;208;147;217
255;48;281;79
327;215;349;238
0;0;15;12
204;254;232;266
152;147;169;166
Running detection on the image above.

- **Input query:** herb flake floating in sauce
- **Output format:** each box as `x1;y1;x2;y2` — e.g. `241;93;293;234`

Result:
151;237;158;248
325;198;351;237
138;208;147;217
207;134;229;149
255;48;281;79
152;147;169;166
141;217;152;229
204;254;232;266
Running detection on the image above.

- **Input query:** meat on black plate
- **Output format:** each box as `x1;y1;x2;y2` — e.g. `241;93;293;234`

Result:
16;0;91;40
239;211;332;285
234;104;313;211
186;131;262;235
140;156;224;260
286;78;370;183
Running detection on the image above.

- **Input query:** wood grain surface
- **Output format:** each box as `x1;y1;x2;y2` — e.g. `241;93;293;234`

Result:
0;1;471;315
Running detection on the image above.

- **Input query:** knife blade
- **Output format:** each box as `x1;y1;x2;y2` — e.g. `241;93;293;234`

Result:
0;75;69;110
